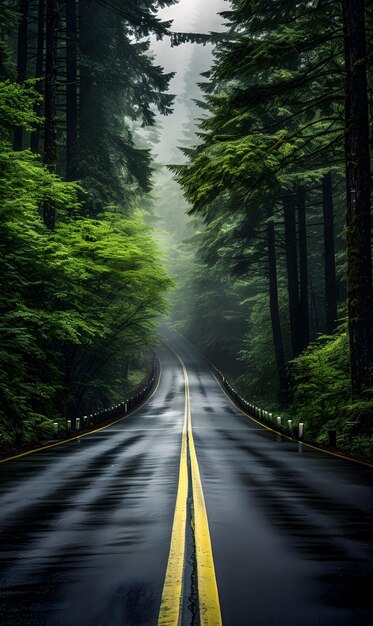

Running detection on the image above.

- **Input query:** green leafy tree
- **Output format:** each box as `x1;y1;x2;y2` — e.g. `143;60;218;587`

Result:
0;8;173;449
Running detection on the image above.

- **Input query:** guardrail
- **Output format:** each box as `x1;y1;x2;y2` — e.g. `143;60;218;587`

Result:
52;354;158;437
211;364;306;442
211;363;369;458
176;333;310;445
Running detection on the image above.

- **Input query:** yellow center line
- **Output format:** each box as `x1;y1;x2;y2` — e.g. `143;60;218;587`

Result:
158;363;189;626
185;365;222;626
158;347;222;626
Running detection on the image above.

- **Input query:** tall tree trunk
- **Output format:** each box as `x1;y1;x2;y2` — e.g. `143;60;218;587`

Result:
30;0;45;154
79;0;101;214
66;0;78;180
43;0;58;229
14;0;29;151
322;172;338;333
267;220;287;404
283;194;301;357
342;0;373;396
297;186;310;350
310;281;321;337
78;0;91;154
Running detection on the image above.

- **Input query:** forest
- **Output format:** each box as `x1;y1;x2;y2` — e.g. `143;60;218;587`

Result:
0;0;180;448
161;0;373;460
1;0;372;461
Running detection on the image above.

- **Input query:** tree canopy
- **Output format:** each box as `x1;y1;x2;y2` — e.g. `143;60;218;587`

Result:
0;0;174;448
170;0;373;459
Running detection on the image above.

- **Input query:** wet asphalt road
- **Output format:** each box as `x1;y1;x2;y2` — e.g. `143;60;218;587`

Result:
0;338;372;625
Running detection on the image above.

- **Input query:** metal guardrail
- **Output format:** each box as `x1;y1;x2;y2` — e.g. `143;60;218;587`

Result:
211;364;305;441
52;355;158;437
174;333;309;444
211;363;372;460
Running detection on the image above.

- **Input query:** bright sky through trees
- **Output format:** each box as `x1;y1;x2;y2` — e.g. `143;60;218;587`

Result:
151;0;227;162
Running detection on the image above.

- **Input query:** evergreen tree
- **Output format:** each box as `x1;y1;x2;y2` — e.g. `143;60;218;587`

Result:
342;0;373;397
173;0;372;443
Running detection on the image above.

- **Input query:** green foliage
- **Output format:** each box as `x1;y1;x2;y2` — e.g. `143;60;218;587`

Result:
236;287;291;403
169;0;372;460
0;3;16;80
290;328;351;435
76;1;177;213
176;0;346;211
0;81;41;136
0;79;171;449
0;1;179;451
289;327;373;459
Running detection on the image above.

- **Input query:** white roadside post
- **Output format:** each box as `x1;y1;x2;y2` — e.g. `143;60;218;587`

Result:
298;423;304;440
67;420;71;431
53;422;58;437
276;416;282;427
287;419;292;432
75;418;80;430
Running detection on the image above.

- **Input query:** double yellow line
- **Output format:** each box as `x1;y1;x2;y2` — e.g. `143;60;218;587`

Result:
158;352;222;626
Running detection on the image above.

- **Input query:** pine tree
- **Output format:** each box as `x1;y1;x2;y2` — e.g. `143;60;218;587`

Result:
66;0;78;180
342;0;373;397
30;0;44;154
322;172;338;333
176;0;372;405
14;0;29;150
267;219;287;402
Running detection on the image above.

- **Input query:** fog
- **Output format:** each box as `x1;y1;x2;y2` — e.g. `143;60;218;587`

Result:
151;0;228;163
148;1;229;345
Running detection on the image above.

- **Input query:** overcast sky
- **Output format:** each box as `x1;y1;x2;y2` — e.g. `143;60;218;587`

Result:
151;0;228;163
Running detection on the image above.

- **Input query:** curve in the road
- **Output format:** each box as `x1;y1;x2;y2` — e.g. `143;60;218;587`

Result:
213;371;373;470
0;338;372;626
0;359;163;466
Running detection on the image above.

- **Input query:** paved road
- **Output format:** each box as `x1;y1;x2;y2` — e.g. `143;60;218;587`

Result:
0;339;372;625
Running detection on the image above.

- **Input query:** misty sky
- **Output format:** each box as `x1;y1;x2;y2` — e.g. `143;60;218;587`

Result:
151;0;227;163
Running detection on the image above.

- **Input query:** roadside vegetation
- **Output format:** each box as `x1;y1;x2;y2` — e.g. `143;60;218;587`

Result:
0;2;176;449
160;0;373;460
2;0;372;461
